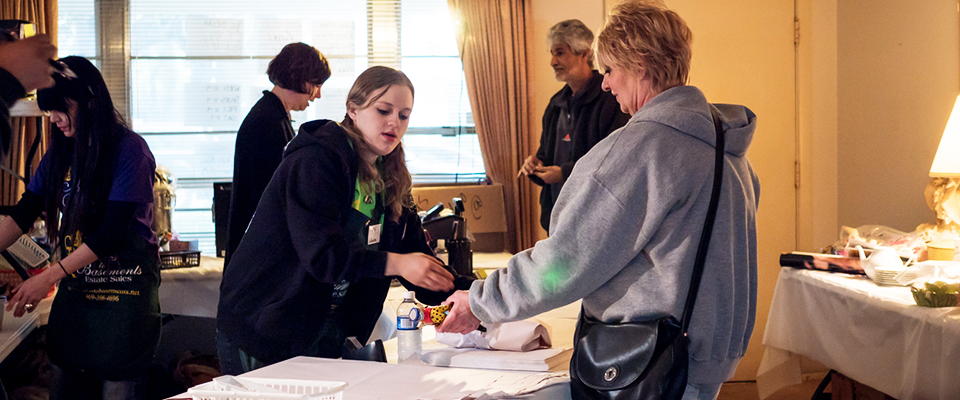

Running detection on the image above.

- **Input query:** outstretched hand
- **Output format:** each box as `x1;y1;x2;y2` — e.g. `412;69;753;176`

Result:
0;34;57;92
385;252;454;292
517;155;543;178
436;290;481;334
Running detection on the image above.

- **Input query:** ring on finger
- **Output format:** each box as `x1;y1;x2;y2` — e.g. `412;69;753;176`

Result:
24;303;34;310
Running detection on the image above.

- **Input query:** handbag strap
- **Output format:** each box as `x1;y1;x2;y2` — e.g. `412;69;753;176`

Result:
679;106;726;333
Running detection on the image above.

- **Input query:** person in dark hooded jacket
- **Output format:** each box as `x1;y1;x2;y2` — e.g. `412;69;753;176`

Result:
217;66;472;374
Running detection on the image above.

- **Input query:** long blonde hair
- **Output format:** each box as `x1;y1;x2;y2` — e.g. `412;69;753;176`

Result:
340;66;415;222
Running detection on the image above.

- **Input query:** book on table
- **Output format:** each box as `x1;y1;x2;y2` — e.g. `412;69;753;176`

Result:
420;346;573;372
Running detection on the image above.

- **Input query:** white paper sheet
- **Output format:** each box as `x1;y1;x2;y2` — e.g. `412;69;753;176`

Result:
238;356;569;400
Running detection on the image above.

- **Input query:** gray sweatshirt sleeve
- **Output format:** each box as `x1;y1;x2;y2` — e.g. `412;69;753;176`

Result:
469;129;687;323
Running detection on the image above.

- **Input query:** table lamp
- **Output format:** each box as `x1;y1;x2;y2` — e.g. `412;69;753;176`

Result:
922;94;960;240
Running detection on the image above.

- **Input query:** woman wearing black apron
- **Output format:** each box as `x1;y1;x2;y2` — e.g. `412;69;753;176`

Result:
217;66;473;374
1;56;160;400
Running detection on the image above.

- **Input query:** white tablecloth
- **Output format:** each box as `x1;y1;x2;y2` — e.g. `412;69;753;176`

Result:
757;268;960;399
171;300;580;400
170;356;571;400
159;256;223;318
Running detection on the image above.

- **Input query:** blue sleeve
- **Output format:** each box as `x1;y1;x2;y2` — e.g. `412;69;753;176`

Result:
26;150;52;195
108;135;155;203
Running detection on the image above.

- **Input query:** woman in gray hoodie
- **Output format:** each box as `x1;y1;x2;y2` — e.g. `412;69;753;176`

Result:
439;2;760;399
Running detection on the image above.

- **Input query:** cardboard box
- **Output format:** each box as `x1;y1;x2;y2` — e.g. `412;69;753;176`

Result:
412;184;508;252
411;184;507;234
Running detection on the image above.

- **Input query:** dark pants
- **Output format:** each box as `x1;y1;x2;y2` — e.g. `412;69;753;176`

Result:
49;363;145;400
216;329;263;376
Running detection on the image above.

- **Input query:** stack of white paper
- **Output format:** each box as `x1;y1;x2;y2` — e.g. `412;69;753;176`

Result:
420;346;572;372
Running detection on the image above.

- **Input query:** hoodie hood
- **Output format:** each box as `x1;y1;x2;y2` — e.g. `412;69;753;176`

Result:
284;119;347;158
631;85;756;157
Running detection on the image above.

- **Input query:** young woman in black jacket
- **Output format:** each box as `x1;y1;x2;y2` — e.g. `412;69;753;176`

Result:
217;66;472;374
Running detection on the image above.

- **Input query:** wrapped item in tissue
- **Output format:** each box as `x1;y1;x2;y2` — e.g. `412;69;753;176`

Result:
835;225;926;260
436;319;552;351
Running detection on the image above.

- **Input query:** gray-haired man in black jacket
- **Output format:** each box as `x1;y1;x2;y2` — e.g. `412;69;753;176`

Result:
518;20;629;234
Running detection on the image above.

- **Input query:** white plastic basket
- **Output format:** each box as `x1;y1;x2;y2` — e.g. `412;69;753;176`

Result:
8;235;48;268
187;376;346;400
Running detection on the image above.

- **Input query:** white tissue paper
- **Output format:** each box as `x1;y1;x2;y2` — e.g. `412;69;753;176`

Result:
435;319;552;351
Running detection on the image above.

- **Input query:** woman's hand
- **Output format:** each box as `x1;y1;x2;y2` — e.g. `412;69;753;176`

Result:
517;155;543;178
436;290;481;334
385;252;454;292
533;165;563;184
6;267;60;318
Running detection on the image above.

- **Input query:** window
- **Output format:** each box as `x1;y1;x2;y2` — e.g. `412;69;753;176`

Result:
56;0;484;254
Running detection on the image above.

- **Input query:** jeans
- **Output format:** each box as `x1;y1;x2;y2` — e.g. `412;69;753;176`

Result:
681;382;723;400
49;363;145;400
216;329;263;376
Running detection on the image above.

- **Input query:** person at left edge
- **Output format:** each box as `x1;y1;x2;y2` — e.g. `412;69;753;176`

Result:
225;42;331;268
0;34;57;158
1;56;160;400
0;28;57;400
217;66;474;374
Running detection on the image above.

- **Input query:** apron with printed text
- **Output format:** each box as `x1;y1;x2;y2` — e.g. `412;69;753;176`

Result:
45;171;161;380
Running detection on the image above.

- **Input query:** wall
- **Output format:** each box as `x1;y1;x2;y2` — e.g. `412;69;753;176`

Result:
798;0;839;252
835;0;959;233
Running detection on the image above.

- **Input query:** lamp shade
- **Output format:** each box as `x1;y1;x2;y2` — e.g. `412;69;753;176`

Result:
930;95;960;177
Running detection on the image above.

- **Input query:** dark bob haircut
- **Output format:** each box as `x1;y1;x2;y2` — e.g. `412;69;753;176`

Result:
267;42;331;94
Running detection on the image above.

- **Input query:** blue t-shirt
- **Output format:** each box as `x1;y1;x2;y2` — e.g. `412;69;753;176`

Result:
27;132;158;252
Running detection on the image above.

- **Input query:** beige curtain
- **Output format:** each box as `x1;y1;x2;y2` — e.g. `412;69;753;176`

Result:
0;0;55;206
446;0;538;252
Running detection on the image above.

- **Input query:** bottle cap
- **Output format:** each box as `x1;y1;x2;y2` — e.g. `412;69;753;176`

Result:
403;291;415;300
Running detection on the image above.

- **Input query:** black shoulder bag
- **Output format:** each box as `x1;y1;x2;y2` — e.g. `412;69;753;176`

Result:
570;107;726;399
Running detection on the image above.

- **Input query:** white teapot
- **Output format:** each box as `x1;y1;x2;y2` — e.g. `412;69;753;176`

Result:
856;245;903;281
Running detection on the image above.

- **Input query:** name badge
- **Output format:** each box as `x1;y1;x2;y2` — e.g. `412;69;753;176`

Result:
368;223;382;245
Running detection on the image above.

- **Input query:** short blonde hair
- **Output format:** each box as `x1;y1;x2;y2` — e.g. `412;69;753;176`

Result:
595;0;692;92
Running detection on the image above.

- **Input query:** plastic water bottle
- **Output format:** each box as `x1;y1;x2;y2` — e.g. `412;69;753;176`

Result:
396;291;423;361
435;239;449;265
